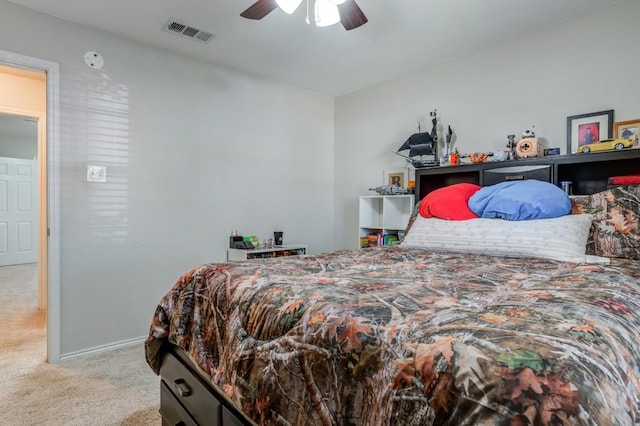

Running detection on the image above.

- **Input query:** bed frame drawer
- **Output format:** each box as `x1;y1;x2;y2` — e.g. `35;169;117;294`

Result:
160;351;222;426
222;407;246;426
160;380;198;426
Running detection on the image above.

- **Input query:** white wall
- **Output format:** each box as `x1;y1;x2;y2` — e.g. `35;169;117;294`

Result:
334;0;640;249
0;131;37;159
0;0;334;356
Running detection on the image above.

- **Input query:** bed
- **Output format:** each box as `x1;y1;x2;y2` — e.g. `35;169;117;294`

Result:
145;184;640;426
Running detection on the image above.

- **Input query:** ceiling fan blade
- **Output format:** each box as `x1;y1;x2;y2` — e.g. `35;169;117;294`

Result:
337;0;368;31
240;0;278;20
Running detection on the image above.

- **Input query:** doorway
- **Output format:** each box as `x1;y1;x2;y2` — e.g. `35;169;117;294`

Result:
0;69;46;372
0;51;61;362
0;65;46;309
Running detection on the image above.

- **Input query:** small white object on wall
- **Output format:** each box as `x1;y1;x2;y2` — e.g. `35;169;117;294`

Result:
83;51;104;70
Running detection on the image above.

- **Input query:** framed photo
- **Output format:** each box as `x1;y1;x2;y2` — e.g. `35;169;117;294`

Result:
383;169;407;188
566;110;613;155
614;119;640;149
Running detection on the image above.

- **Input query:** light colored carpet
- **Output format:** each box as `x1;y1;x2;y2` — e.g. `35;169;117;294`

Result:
0;263;161;425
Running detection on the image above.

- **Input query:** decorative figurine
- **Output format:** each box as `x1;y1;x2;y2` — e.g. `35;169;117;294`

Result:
449;149;460;166
516;129;541;158
429;109;438;146
369;185;407;195
396;121;438;168
395;109;454;168
493;150;507;161
506;134;517;160
469;152;490;163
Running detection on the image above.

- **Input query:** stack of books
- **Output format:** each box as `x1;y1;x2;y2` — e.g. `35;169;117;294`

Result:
360;237;370;248
360;232;400;247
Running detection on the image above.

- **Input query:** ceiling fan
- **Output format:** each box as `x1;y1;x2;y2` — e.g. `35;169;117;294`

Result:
240;0;368;31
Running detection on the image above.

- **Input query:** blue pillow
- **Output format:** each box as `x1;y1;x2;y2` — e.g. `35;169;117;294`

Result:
468;180;571;220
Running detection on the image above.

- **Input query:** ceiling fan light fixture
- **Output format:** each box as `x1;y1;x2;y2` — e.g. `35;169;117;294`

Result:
240;0;367;30
315;0;340;27
276;0;303;14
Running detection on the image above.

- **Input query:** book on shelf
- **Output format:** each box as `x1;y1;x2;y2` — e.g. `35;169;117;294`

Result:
361;232;401;247
383;234;399;245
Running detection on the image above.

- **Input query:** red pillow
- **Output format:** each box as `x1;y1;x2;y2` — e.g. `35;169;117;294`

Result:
419;183;481;220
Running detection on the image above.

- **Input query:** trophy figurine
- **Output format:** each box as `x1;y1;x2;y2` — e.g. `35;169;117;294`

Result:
506;134;517;160
445;125;453;156
429;109;438;147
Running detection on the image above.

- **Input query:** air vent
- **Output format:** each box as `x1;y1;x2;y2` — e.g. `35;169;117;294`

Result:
162;18;215;44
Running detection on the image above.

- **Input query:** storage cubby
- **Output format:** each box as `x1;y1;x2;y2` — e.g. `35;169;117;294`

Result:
358;195;414;248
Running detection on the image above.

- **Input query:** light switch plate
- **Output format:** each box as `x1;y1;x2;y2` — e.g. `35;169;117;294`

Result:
87;165;106;182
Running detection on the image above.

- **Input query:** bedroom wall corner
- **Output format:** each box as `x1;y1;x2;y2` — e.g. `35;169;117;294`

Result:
333;0;640;249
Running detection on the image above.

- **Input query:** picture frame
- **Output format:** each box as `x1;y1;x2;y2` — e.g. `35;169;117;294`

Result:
614;119;640;149
383;169;407;188
566;109;613;155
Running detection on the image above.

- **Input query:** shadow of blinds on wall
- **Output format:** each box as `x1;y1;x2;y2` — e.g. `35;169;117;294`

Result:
61;69;129;243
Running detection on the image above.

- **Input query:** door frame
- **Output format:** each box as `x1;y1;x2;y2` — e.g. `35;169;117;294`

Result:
0;50;61;363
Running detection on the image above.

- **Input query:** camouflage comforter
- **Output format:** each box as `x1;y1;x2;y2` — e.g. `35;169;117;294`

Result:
145;247;640;425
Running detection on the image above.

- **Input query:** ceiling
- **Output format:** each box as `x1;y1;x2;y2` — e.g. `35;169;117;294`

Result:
7;0;619;97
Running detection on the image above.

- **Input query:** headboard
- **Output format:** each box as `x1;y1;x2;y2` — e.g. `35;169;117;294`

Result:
414;149;640;201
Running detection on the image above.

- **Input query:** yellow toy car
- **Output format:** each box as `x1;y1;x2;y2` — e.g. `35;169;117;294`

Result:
576;138;633;153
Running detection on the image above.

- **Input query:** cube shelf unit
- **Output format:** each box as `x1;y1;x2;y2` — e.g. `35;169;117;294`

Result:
359;195;414;248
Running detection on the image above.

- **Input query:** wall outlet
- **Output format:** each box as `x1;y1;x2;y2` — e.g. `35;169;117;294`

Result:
87;165;106;182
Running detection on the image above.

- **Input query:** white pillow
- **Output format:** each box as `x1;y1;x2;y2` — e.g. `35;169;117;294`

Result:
400;214;609;264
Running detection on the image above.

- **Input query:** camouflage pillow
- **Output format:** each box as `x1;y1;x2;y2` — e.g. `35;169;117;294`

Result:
571;185;640;259
402;199;421;240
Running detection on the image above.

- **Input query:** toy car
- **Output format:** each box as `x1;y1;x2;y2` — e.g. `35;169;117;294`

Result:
576;138;633;154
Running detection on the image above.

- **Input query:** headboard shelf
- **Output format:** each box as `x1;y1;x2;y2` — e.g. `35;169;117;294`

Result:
415;149;640;200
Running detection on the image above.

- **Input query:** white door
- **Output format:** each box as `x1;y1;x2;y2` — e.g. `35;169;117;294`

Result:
0;156;38;266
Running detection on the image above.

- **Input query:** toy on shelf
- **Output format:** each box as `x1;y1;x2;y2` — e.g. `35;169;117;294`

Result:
396;109;454;168
449;149;460;166
516;129;541;158
576;138;633;154
493;150;508;161
445;125;453;156
468;152;491;163
506;134;517;160
369;185;407;195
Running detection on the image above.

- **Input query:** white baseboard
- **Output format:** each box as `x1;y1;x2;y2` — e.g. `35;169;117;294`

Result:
59;335;147;361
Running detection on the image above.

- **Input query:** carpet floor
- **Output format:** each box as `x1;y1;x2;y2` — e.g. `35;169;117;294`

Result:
0;263;161;425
